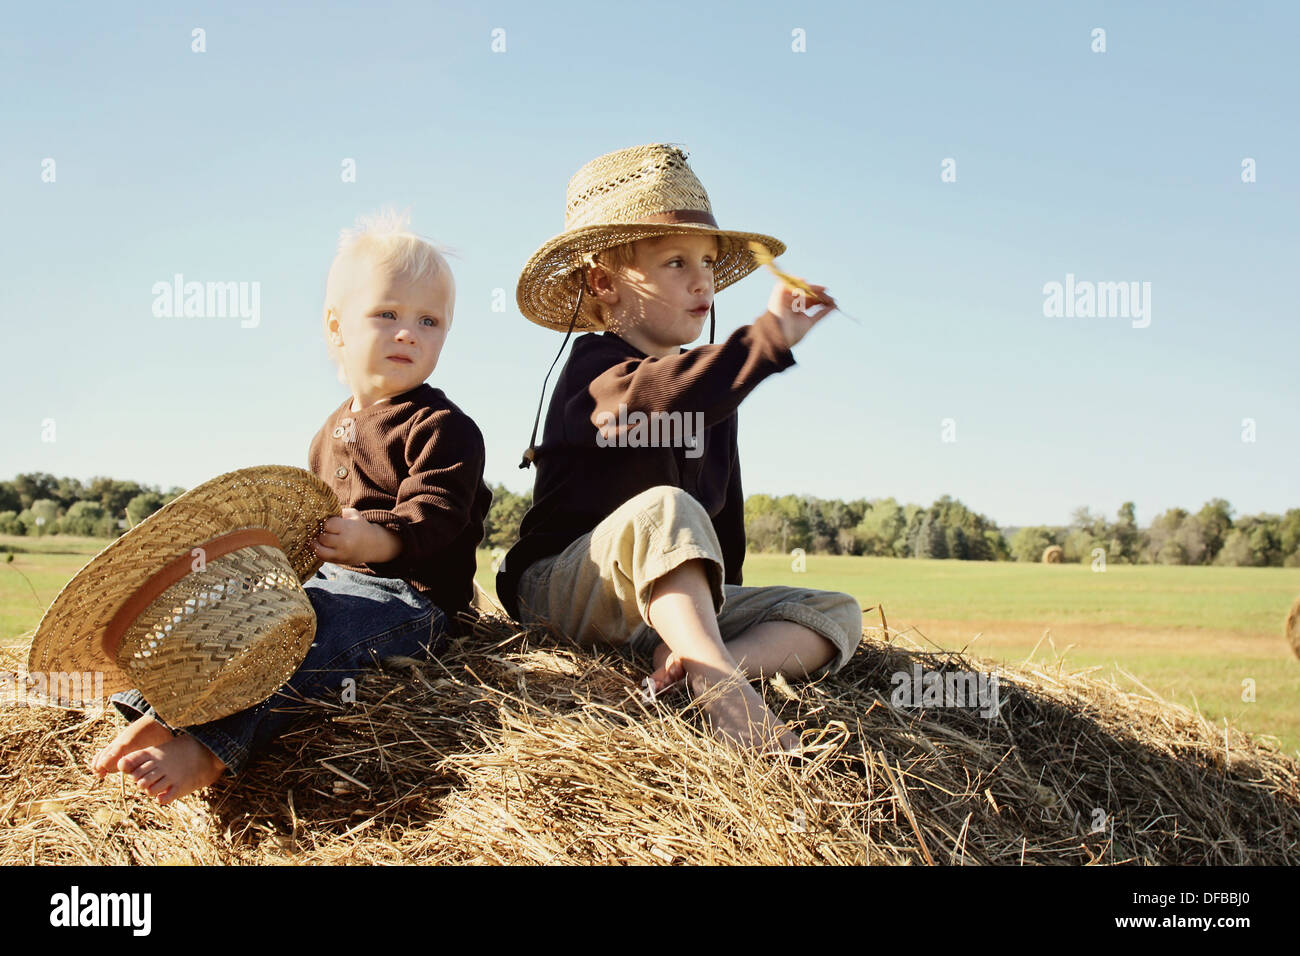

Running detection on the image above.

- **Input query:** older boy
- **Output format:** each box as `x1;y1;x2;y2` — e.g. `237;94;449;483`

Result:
499;144;861;752
91;213;492;803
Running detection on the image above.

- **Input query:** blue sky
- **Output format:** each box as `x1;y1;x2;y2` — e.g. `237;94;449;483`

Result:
2;1;1296;528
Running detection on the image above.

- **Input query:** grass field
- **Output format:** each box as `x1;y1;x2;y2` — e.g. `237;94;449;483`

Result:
5;535;1297;755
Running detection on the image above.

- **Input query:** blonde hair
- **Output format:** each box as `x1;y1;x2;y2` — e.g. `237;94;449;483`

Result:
580;241;639;328
323;210;455;369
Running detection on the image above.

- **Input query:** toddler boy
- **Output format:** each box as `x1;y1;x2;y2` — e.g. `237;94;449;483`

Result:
92;212;492;803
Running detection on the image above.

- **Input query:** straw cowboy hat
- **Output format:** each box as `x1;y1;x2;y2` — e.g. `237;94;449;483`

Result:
26;465;340;726
515;143;787;333
515;143;786;467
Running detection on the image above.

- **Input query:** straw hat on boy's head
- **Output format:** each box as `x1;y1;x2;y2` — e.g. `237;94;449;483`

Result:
516;143;787;332
26;465;339;727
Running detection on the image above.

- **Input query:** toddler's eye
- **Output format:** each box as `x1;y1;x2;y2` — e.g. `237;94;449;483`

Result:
379;310;397;320
422;316;438;327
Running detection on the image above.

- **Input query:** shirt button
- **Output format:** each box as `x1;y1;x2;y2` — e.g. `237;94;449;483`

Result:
331;426;344;439
335;466;348;479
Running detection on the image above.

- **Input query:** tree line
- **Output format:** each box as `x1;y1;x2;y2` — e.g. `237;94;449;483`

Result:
5;473;1298;569
484;486;1300;568
0;474;184;539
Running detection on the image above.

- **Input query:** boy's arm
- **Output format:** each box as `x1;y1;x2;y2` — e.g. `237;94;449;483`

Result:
581;310;795;428
358;409;487;563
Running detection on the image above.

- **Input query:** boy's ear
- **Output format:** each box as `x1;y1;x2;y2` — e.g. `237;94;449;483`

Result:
585;263;620;307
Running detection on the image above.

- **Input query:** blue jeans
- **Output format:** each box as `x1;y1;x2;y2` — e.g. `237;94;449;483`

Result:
109;563;447;775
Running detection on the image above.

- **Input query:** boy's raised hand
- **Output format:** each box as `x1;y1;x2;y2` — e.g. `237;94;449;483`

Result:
766;280;837;349
312;508;401;564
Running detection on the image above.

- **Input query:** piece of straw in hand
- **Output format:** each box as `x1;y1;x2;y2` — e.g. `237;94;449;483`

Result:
747;242;859;323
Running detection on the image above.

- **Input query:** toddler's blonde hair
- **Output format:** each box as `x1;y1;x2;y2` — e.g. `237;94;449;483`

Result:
323;210;455;372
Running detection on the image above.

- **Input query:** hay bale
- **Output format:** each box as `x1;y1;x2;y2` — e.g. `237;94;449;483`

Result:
3;616;1299;866
1287;595;1300;660
1042;545;1064;564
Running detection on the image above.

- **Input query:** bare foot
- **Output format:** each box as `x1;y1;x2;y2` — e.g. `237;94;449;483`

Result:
649;641;686;692
120;736;227;805
91;714;173;778
690;671;800;754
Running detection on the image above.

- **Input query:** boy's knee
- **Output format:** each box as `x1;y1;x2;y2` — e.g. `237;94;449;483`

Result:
618;485;721;559
815;591;863;669
826;592;864;644
608;486;725;622
630;485;710;525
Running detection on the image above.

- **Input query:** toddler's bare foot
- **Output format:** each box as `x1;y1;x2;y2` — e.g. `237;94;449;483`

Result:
120;736;226;806
649;641;686;692
690;671;800;754
91;714;172;777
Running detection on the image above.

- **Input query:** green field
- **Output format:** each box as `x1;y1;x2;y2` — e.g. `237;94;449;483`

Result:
5;536;1297;756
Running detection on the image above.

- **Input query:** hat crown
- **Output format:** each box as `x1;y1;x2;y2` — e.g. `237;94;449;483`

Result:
564;144;713;230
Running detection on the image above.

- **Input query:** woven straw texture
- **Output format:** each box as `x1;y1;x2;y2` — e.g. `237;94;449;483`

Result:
516;144;786;331
26;466;339;722
113;544;318;726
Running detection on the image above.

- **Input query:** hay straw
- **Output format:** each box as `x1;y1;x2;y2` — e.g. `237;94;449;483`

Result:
2;615;1297;866
746;241;861;324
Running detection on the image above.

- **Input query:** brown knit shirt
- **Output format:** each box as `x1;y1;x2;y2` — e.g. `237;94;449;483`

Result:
308;384;492;624
497;310;796;619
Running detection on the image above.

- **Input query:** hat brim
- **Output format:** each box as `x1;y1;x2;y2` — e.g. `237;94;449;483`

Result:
516;222;787;332
25;465;340;703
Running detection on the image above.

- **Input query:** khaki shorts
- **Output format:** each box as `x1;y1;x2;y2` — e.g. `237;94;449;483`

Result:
515;486;862;677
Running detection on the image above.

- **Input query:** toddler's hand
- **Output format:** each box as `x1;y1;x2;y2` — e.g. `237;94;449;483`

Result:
312;508;401;564
767;280;836;349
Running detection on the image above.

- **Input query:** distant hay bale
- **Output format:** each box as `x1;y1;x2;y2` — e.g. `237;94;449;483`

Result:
1042;545;1064;564
1287;595;1300;659
2;614;1299;866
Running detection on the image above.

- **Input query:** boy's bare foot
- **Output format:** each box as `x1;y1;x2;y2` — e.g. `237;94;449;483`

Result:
649;641;686;692
91;714;173;777
690;671;800;754
119;736;227;805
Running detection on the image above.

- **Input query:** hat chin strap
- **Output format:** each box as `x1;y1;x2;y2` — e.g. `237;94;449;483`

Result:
520;284;584;469
709;303;715;344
